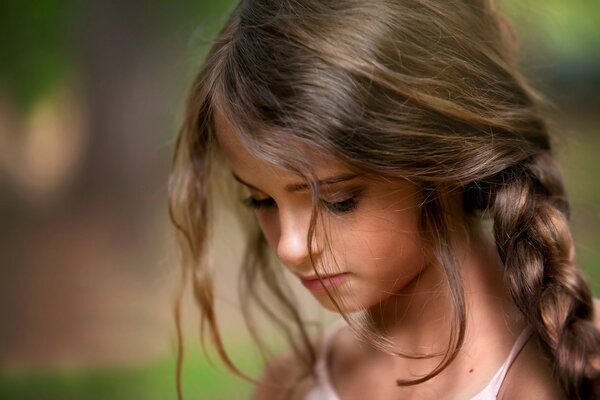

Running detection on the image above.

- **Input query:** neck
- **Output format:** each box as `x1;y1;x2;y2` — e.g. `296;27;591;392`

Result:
334;216;527;399
364;217;522;361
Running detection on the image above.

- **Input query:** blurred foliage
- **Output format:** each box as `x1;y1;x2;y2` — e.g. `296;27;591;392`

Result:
501;0;600;59
0;0;74;112
537;0;600;58
0;0;236;114
562;128;600;294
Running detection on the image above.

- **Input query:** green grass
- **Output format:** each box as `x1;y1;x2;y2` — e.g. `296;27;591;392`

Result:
0;342;263;400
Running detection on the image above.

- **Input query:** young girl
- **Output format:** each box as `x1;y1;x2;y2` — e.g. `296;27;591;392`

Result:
169;0;600;398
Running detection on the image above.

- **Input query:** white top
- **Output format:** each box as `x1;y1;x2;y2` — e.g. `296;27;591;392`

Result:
304;322;531;400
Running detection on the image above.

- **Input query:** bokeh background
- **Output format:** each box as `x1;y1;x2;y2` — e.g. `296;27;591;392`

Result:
0;1;598;399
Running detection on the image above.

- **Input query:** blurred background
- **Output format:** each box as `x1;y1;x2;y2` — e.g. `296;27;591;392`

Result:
0;1;598;399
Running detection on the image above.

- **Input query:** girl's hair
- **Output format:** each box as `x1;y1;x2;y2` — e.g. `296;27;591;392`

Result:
169;0;600;398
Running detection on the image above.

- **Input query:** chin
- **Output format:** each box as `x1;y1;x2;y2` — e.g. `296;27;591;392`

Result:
314;292;371;314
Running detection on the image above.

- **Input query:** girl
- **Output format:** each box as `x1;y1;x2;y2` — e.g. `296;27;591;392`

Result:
169;0;600;398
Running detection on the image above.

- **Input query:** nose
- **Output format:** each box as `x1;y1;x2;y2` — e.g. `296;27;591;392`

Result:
275;209;321;271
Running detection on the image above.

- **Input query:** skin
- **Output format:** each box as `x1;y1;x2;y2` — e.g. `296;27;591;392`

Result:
214;110;564;399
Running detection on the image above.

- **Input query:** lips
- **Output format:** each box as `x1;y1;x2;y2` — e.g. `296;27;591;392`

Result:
299;272;348;291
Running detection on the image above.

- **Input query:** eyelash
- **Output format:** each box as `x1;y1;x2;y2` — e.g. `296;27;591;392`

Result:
323;197;358;214
242;196;276;210
242;195;360;215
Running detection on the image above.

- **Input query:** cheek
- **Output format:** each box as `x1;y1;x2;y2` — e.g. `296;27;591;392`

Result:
343;208;425;271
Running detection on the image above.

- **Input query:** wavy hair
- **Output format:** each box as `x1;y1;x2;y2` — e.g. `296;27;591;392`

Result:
169;0;600;398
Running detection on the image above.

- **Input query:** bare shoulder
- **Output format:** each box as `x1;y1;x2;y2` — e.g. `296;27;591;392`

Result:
501;298;600;399
499;335;566;400
251;348;313;400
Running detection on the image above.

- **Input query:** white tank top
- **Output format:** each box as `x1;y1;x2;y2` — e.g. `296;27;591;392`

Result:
304;322;531;400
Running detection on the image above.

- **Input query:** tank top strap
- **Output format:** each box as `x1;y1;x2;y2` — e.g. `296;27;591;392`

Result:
305;320;346;400
471;326;532;399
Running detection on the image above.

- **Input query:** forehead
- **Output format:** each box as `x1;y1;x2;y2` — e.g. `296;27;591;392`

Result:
213;109;275;174
213;109;347;179
213;109;245;159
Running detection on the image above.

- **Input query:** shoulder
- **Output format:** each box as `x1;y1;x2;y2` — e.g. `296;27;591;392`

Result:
252;322;347;400
252;350;303;400
499;334;566;400
501;298;600;399
251;348;315;400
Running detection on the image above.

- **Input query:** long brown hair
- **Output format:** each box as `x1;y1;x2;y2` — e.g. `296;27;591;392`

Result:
169;0;600;398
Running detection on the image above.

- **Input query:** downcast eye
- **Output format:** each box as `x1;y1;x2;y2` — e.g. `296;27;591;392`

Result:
323;197;357;214
243;196;276;210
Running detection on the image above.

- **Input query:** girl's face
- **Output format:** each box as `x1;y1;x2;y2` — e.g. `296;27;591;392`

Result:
215;113;433;312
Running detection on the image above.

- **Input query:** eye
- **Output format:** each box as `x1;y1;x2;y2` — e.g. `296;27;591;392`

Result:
242;196;276;210
323;197;358;214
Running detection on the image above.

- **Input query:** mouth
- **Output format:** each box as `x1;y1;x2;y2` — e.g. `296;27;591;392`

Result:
299;272;349;291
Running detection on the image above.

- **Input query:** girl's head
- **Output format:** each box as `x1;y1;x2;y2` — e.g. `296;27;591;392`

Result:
170;0;600;397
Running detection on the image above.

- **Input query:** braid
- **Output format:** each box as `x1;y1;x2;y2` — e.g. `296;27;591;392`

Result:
491;153;600;398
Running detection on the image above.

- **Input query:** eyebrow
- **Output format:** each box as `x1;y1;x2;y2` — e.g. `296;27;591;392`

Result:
232;172;359;193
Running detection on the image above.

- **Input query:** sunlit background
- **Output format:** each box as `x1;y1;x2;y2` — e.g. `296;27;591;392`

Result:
0;1;598;399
